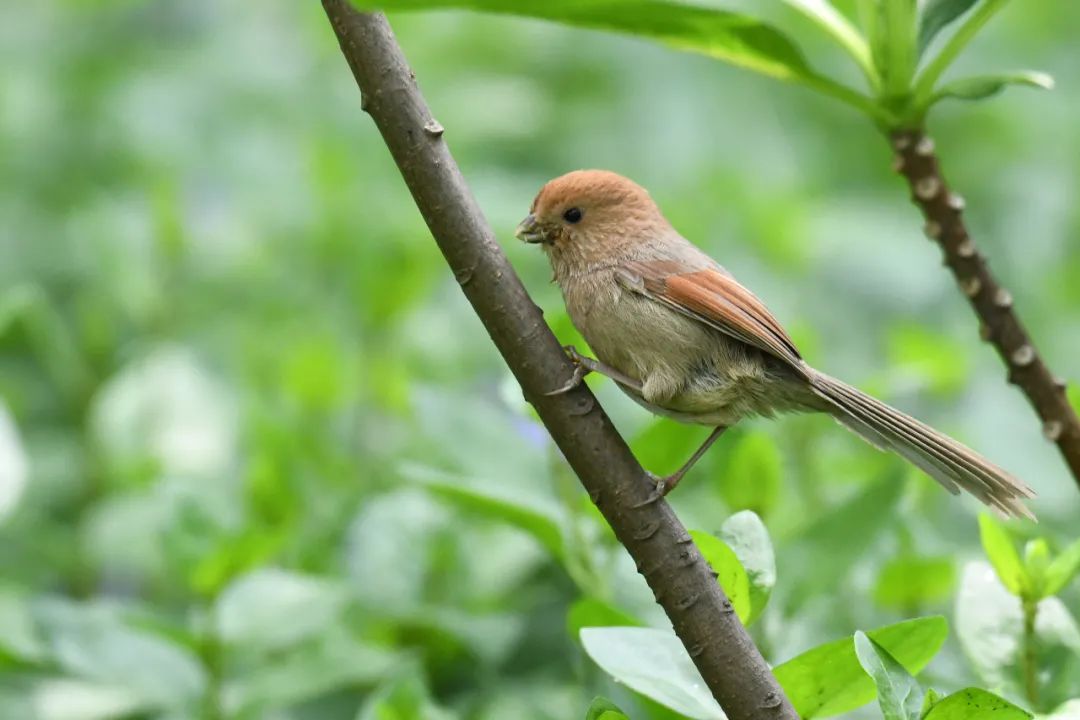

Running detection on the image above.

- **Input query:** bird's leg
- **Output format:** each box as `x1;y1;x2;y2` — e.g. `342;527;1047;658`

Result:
637;426;728;504
545;345;643;395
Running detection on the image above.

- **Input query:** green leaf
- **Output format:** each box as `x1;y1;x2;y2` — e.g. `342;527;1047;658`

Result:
567;597;641;641
719;511;776;624
586;697;631;720
402;463;566;562
873;556;955;609
354;0;810;80
720;431;782;517
356;673;454;720
923;688;1031;720
351;0;888;120
978;514;1027;596
1024;539;1051;598
580;627;724;720
773;616;947;718
932;71;1054;104
34;599;207;710
871;0;918;97
853;632;923;720
913;0;1018;105
689;530;752;624
781;0;875;81
1044;538;1080;597
225;636;400;716
215;569;348;651
918;0;978;54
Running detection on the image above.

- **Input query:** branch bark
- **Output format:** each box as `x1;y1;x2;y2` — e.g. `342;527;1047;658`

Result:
891;129;1080;492
322;3;796;718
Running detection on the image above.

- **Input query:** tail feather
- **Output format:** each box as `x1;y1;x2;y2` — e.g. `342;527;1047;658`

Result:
809;370;1035;519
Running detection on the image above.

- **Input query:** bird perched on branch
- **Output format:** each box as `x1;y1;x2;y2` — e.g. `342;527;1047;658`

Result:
516;170;1035;518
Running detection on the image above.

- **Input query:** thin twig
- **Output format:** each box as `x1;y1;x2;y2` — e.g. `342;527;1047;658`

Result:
321;4;797;718
891;129;1080;493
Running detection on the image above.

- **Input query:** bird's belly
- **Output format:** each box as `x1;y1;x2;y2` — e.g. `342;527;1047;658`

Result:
571;287;780;426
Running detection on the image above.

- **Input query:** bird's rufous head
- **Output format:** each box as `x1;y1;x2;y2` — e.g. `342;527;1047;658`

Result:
515;171;668;268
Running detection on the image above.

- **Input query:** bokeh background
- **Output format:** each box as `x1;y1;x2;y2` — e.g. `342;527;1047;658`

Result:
1;1;1078;718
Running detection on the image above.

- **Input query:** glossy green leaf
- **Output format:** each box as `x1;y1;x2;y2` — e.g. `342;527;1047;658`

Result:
870;0;918;96
978;514;1027;596
873;556;955;609
586;696;631;720
567;597;641;641
913;0;1019;103
918;0;978;53
580;627;724;720
720;431;782;517
352;0;811;81
923;688;1031;720
853;632;923;720
719;511;776;624
773;616;947;718
932;71;1054;103
782;0;874;80
349;0;887;119
1044;538;1080;597
689;530;752;624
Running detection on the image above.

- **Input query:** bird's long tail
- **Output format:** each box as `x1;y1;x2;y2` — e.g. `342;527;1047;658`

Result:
808;370;1036;519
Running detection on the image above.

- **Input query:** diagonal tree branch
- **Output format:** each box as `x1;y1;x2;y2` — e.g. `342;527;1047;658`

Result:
891;129;1080;492
321;3;797;718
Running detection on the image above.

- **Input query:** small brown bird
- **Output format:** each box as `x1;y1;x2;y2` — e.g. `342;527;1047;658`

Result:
516;170;1035;518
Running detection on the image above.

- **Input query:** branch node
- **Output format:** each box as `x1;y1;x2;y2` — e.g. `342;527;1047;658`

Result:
360;92;371;113
1011;345;1035;367
762;693;784;710
567;396;595;416
915;176;941;201
891;155;905;173
914;136;935;156
924;220;941;240
453;264;475;287
675;592;701;611
994;288;1014;309
956;237;976;258
960;276;982;298
892;134;913;151
1054;376;1068;393
1044;420;1064;442
689;643;706;659
423;118;445;137
947;192;966;211
632;520;661;541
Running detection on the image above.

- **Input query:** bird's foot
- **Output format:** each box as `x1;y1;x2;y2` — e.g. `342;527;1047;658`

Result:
631;471;673;508
544;345;591;396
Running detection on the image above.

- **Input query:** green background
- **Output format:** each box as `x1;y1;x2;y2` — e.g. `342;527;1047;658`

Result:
0;1;1077;718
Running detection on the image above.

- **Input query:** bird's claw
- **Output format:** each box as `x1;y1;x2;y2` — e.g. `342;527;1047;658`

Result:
544;345;590;396
631;471;669;508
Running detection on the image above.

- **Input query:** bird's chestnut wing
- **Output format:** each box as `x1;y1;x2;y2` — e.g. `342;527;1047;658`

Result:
618;260;806;372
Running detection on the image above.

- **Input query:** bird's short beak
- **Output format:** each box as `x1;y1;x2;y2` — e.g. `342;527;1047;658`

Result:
515;214;547;244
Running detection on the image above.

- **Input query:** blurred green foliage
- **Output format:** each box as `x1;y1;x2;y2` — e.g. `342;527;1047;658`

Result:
1;0;1079;719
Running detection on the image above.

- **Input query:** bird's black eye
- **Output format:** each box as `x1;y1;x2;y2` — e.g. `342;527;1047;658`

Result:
562;207;583;224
